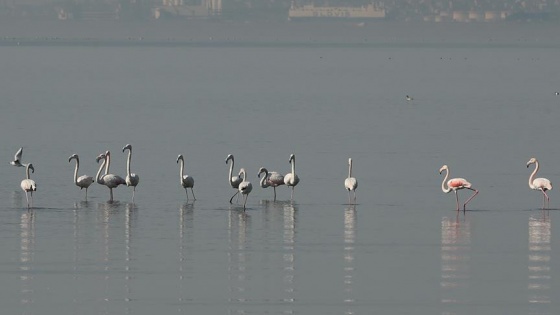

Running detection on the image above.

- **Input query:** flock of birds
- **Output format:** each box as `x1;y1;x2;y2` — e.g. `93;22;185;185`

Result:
10;145;552;212
10;146;360;210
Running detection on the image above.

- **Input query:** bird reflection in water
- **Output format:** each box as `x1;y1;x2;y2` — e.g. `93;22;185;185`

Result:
20;210;35;306
228;209;251;310
178;202;194;311
440;214;471;308
343;205;356;315
528;213;551;306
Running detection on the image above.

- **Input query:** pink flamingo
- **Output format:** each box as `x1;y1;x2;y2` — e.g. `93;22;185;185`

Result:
526;157;553;209
439;165;478;212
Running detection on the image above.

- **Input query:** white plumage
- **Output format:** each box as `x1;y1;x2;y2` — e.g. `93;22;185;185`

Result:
238;168;252;210
69;154;94;199
20;163;37;208
258;167;284;201
226;154;243;203
177;154;196;201
96;151;126;202
122;144;140;202
344;158;358;204
284;154;300;200
527;157;553;209
10;147;25;167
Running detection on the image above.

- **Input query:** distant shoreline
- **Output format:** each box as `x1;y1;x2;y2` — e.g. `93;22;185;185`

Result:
1;19;559;46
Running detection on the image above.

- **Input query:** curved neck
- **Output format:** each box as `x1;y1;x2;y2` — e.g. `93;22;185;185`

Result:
105;153;111;175
240;169;246;181
441;168;451;193
125;149;132;177
260;170;269;188
348;160;353;179
529;161;539;188
26;165;31;180
96;158;106;182
73;158;79;184
179;158;185;179
228;157;234;183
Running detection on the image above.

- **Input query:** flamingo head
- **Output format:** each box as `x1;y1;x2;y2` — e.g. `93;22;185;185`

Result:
257;167;268;178
526;157;537;168
68;154;78;163
439;165;448;174
96;153;106;163
177;154;184;164
122;144;132;152
289;154;295;163
28;163;35;173
348;158;352;165
225;154;234;164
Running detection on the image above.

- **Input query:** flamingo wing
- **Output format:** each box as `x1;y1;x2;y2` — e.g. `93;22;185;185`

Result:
533;178;552;191
77;175;94;188
345;177;358;191
448;178;471;189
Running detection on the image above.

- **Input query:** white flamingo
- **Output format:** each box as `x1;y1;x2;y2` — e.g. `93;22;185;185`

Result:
344;158;358;204
284;154;300;200
177;154;195;201
527;157;553;209
21;163;36;208
122;144;140;202
238;168;252;210
96;151;126;202
68;154;94;199
258;167;284;201
226;154;243;203
10;147;26;167
439;165;478;212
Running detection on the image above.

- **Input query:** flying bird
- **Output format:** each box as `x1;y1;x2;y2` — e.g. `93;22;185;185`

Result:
439;164;478;212
69;154;94;199
526;157;553;209
10;147;25;167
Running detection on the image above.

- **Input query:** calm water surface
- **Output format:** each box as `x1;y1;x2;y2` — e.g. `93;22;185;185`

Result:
0;38;560;314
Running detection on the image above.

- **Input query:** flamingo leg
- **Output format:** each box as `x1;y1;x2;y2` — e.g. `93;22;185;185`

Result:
291;187;295;201
353;191;357;204
242;194;248;210
191;188;196;201
229;190;239;204
109;188;114;202
132;187;136;203
85;188;88;200
541;190;550;209
454;190;460;211
348;191;352;205
462;188;479;211
273;187;277;201
25;192;30;208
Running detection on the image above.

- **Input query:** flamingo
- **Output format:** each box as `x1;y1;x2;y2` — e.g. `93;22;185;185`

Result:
527;157;553;209
122;144;140;202
21;163;36;208
258;167;284;201
177;154;195;201
344;158;358;204
439;165;478;212
10;147;25;167
226;154;243;203
96;151;126;202
68;154;94;199
284;154;300;200
238;168;252;210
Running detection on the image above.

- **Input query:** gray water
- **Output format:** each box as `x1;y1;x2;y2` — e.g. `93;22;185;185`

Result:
1;35;560;315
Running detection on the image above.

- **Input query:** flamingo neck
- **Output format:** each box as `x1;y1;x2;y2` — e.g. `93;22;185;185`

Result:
291;158;296;176
26;164;31;180
529;161;539;188
73;158;79;184
126;149;132;177
228;157;234;184
241;169;246;181
96;159;106;182
348;160;353;179
259;170;269;188
105;153;111;175
179;158;185;180
441;169;451;193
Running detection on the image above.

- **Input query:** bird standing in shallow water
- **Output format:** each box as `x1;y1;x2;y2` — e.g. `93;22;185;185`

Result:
21;163;37;208
96;151;126;202
122;144;140;202
439;165;478;212
226;154;243;203
527;157;552;209
284;154;300;201
69;154;94;200
238;168;252;210
258;167;284;201
344;158;358;204
177;154;195;201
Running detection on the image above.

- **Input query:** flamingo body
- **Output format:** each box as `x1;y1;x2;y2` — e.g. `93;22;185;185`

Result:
238;168;252;210
344;158;358;204
284;154;300;200
439;165;478;212
177;154;196;200
20;163;36;208
69;154;94;199
123;144;140;202
258;167;285;201
527;157;552;209
226;154;243;203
